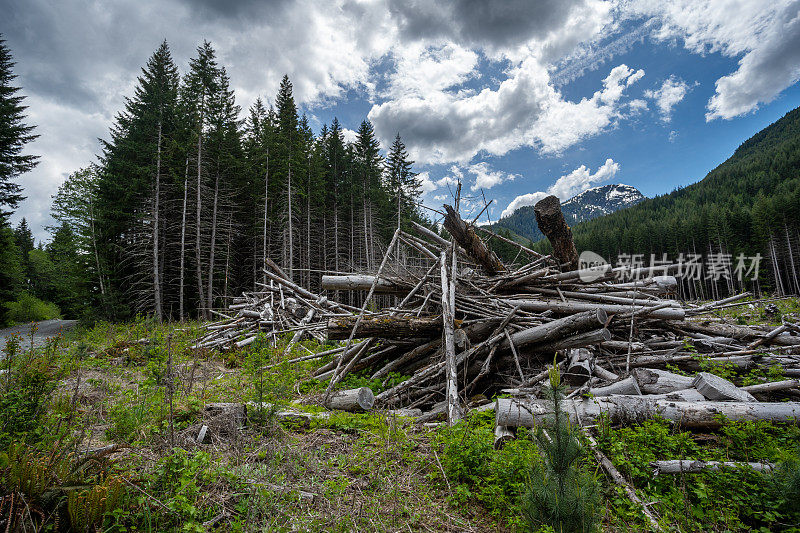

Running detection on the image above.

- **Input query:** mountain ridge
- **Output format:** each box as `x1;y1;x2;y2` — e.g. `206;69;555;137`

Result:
492;183;645;243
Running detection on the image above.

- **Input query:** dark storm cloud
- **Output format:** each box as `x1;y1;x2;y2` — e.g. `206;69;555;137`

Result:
388;0;589;50
186;0;290;20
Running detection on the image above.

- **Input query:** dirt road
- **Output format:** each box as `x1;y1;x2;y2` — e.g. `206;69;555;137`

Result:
0;319;78;352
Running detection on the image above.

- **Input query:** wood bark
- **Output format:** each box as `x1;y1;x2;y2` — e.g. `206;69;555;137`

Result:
153;119;163;321
533;195;579;270
321;275;404;293
496;397;800;429
650;460;775;476
442;204;505;275
506;299;685;320
692;372;757;402
441;250;463;425
326;315;443;340
633;368;694;394
501;309;608;350
326;387;375;411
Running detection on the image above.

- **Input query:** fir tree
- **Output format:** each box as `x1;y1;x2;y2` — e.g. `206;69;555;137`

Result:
0;35;38;217
385;133;420;229
13;217;33;289
522;364;601;533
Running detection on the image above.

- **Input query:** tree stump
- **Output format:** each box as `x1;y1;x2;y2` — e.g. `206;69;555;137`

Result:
534;195;579;270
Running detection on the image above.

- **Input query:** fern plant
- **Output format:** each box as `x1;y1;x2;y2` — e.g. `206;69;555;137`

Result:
67;477;124;532
522;365;601;533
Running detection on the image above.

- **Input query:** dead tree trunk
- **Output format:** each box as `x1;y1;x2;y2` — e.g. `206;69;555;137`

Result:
441;250;463;425
534;195;579;270
153;119;163;321
442;205;505;275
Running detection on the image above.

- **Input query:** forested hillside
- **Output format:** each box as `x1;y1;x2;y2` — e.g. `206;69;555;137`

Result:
4;40;426;323
535;106;800;297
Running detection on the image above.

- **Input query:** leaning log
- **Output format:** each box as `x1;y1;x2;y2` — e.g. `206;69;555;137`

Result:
507;299;685;320
327;315;443;340
533;195;579;270
650;460;775;476
326;387;375;411
501;309;608;350
442;204;505;275
692;372;757;402
495;397;800;429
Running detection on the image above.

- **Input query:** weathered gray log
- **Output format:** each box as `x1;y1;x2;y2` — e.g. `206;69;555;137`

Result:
593;364;619;382
565;348;593;385
386;408;423;417
681;321;800;346
748;324;789;349
495;397;800;429
534;195;579;270
609;389;706;402
501;309;608;350
633;368;694;394
494;425;515;449
321;275;405;293
326;387;375;411
692;372;757;402
530;328;611;353
442;204;505;275
590;376;641;397
507;299;685;320
326;315;443;340
650;460;775;476
741;379;800;394
599;340;649;352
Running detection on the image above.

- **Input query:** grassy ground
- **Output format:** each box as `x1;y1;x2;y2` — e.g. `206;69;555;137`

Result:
1;300;800;532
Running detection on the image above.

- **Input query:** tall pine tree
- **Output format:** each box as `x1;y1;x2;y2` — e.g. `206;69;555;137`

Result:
0;35;38;217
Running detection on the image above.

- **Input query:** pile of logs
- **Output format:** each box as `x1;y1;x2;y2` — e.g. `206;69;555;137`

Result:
199;194;800;428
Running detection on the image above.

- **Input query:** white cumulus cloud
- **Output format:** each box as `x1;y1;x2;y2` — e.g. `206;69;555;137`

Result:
625;0;800;120
644;76;690;122
500;158;619;218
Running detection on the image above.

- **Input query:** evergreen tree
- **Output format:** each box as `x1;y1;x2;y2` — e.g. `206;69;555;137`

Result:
0;222;22;325
385;133;420;230
13;217;33;289
522;365;601;532
97;40;180;318
0;35;38;217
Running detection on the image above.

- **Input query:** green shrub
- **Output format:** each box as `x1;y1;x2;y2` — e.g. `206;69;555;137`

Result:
4;292;61;323
0;340;60;447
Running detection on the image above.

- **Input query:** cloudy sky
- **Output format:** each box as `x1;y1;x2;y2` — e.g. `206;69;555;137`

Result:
4;0;800;240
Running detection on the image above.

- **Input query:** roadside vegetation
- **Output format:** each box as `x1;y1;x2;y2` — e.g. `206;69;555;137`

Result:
2;304;800;532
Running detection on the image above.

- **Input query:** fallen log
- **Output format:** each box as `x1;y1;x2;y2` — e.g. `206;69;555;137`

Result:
741;379;800;394
650;460;775;476
326;387;375;411
326;315;443;340
321;274;406;293
506;299;685;320
501;309;608;350
495;397;800;429
633;368;694;394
